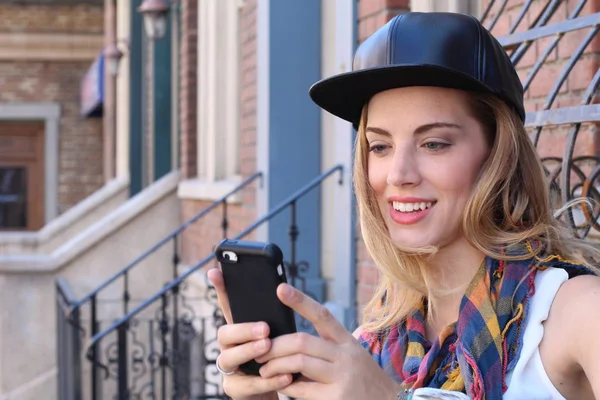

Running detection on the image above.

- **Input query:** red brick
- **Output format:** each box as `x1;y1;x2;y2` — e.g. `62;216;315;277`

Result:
0;0;105;195
179;0;198;179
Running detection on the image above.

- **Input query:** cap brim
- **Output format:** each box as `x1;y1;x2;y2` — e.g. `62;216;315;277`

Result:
309;64;495;130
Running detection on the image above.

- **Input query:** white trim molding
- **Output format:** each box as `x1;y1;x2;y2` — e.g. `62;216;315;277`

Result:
196;0;240;182
255;0;270;242
0;102;60;223
181;0;243;204
320;0;356;330
0;33;103;61
411;0;480;16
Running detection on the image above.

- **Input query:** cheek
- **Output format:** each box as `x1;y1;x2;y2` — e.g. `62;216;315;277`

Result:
367;160;387;196
431;156;484;200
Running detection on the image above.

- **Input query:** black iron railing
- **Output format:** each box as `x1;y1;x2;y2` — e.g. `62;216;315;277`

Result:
482;0;600;239
80;164;343;400
56;277;83;400
56;172;262;400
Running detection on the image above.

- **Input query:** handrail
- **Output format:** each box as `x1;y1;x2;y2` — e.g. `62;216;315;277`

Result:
86;164;344;356
67;171;263;317
56;277;79;307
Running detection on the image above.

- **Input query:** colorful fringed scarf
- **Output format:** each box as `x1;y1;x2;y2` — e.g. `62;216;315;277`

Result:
359;250;594;399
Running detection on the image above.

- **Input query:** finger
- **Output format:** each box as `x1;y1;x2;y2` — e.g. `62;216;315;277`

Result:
217;322;270;349
218;338;271;373
207;268;233;323
259;353;334;383
223;374;293;399
277;283;352;343
255;332;337;363
277;376;321;399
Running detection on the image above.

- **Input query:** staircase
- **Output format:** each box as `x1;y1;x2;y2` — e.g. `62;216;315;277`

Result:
55;165;343;400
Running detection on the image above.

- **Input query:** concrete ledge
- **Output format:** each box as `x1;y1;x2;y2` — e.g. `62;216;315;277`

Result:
0;177;129;247
177;176;243;203
0;33;103;61
0;171;181;273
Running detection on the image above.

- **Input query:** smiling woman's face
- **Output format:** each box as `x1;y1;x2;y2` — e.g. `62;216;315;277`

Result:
366;86;491;250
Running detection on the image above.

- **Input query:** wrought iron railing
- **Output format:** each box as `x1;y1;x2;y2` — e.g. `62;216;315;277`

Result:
481;0;600;239
55;172;262;400
56;277;83;400
56;165;342;400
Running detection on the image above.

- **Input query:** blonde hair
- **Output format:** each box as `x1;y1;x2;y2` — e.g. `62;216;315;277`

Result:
356;92;600;333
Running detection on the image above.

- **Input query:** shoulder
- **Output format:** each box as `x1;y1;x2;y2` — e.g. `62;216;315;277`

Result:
546;273;600;367
551;273;600;318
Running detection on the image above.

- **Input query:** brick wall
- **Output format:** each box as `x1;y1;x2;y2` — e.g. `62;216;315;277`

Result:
482;0;600;159
179;0;197;179
0;3;104;215
0;3;102;33
179;0;258;267
354;0;600;316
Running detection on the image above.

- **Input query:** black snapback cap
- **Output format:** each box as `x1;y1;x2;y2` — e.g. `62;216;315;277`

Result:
309;12;525;130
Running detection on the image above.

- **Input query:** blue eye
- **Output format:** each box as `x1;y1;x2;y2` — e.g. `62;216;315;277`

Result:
423;142;449;151
368;144;389;153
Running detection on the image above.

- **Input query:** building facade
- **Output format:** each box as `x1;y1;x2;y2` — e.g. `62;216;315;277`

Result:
0;0;599;399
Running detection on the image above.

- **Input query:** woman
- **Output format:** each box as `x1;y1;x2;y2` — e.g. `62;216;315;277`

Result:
208;12;600;400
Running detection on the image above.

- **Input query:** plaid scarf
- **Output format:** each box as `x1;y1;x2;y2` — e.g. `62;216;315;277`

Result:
359;250;593;399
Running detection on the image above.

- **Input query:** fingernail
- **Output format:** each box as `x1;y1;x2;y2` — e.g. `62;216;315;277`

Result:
253;323;266;337
279;374;291;385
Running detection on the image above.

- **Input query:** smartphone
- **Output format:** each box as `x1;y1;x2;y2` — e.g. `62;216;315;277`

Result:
214;239;298;376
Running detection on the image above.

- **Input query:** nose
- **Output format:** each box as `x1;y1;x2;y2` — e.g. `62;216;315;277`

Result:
386;144;422;188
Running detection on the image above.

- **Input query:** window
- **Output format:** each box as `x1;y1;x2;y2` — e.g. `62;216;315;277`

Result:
178;0;242;200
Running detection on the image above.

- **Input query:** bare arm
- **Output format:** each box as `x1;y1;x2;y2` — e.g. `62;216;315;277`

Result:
553;274;600;397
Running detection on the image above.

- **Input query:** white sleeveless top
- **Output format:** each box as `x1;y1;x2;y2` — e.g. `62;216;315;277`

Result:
410;267;568;400
503;267;568;399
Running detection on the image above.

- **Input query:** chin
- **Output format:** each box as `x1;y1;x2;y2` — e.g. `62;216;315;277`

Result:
389;231;439;251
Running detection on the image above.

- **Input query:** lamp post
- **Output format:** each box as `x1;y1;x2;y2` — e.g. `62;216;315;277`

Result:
138;0;170;40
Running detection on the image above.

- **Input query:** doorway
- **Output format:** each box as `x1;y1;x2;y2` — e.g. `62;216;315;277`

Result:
0;121;45;231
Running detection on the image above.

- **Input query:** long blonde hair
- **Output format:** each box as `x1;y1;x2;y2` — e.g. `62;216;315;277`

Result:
356;92;600;333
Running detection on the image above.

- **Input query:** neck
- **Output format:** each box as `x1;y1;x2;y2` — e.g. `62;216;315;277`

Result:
422;237;485;340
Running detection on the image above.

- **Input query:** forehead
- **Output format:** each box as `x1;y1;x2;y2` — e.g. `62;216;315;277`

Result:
366;86;474;127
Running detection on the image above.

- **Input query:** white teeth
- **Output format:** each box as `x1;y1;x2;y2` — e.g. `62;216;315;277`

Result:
392;201;435;213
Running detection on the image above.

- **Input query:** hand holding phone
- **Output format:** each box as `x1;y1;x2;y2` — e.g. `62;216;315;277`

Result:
214;239;298;376
207;267;294;400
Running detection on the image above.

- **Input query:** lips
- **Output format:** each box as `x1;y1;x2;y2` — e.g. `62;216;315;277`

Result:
387;198;436;225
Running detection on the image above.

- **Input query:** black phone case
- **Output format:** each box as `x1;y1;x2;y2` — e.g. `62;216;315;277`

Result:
215;239;298;376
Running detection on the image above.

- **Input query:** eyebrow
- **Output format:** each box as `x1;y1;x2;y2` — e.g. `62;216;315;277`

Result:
365;122;462;137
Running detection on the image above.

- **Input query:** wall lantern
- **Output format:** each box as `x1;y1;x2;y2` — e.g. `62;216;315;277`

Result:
103;39;129;77
138;0;170;40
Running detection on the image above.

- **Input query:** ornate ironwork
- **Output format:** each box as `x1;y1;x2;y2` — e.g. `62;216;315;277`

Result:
55;173;262;400
482;0;600;240
90;281;230;400
82;165;343;400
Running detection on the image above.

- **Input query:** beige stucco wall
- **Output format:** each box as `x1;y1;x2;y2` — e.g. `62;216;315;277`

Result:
0;176;180;400
0;178;129;256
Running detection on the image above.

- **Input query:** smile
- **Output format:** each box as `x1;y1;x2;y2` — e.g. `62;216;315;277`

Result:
388;201;436;225
392;201;434;213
